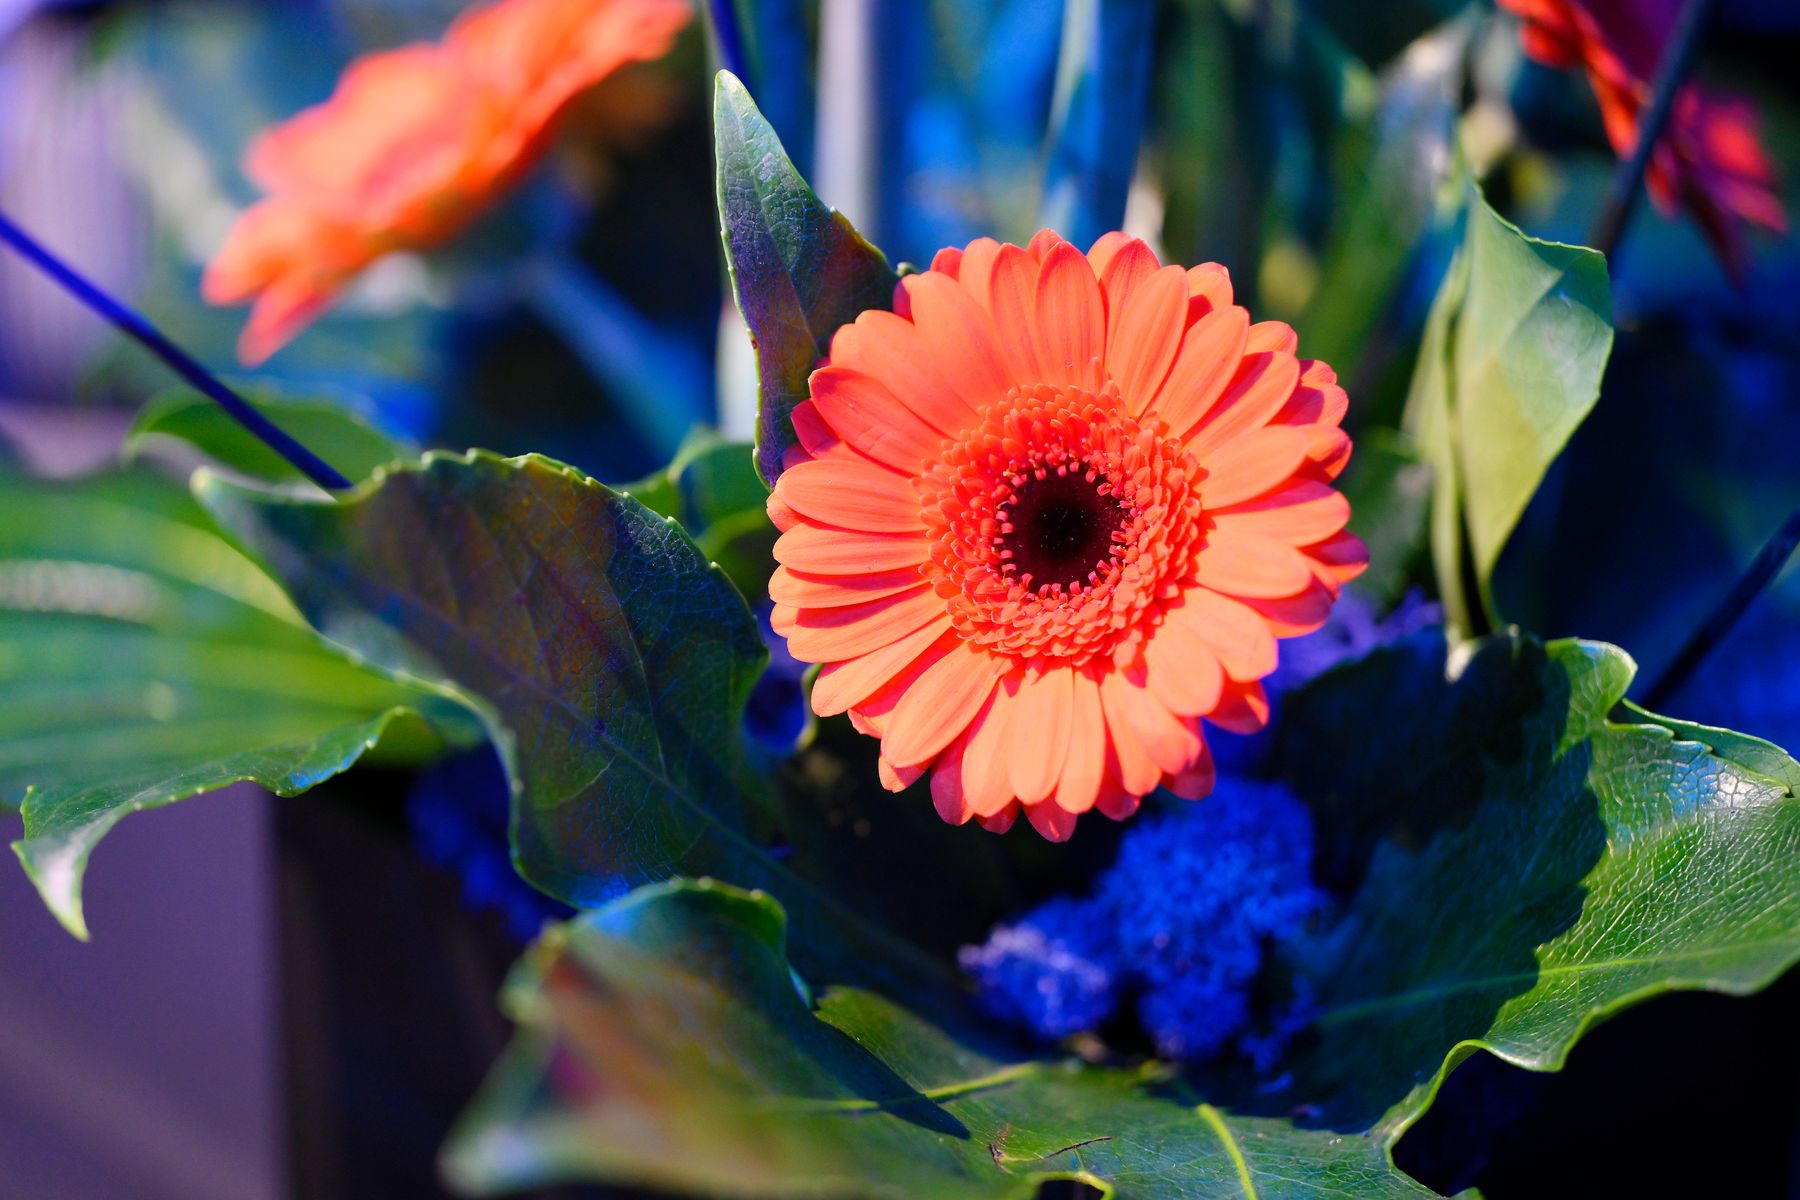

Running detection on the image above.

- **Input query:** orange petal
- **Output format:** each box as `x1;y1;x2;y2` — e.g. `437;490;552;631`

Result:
773;523;929;573
781;585;944;662
810;617;952;716
1032;242;1105;388
1165;738;1217;799
1183;351;1301;453
1186;262;1233;320
1025;800;1080;841
901;271;1014;410
789;398;842;459
1142;613;1228;716
985;243;1050;383
929;245;964;276
975;802;1021;834
1197;425;1313;508
882;641;1001;767
1195;528;1315;599
955;237;1004;311
1006;666;1075;804
1238;584;1335;638
930;736;974;824
1025;229;1066;261
1099;671;1162;794
1172;588;1279;681
1152;305;1249;433
1085;230;1140;278
1095;236;1161;323
960;685;1019;817
1052;668;1108;815
1307;530;1370;590
1095;752;1141;821
808;366;943;473
775;457;923;533
879;756;926;791
827;309;976;434
1244;319;1298;355
768;564;924;609
1104;668;1205;776
1108;265;1188;415
1208;681;1271;734
1211;480;1351;545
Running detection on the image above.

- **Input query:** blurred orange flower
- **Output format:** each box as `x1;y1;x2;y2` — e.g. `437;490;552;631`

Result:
203;0;690;364
768;231;1366;841
1499;0;1785;279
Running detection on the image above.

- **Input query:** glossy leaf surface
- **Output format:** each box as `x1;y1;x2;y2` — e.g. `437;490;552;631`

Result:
1254;633;1800;1140
445;880;1445;1200
714;71;898;489
1403;184;1613;630
0;470;464;936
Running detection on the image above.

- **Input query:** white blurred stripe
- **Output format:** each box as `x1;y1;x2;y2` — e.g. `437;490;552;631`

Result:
0;14;146;403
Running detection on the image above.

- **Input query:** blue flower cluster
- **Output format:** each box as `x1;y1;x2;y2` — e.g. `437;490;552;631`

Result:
959;778;1325;1062
406;747;572;944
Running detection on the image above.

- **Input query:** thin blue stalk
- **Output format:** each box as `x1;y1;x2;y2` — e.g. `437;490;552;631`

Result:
0;208;352;491
705;0;752;88
1039;0;1158;248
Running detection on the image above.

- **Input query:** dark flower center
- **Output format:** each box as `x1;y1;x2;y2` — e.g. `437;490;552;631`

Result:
1000;469;1129;591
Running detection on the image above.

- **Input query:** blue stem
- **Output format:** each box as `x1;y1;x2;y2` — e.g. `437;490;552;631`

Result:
0;208;352;491
705;0;752;87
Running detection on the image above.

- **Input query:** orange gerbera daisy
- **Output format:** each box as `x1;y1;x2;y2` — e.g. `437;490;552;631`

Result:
1498;0;1784;279
203;0;690;364
768;231;1366;841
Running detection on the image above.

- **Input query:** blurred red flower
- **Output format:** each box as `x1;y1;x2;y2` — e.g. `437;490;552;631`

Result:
204;0;689;364
1500;0;1785;279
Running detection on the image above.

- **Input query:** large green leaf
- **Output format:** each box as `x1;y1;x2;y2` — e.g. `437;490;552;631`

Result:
0;470;468;937
714;71;898;489
443;879;1445;1200
618;429;775;599
1401;182;1613;631
125;384;407;486
195;451;951;1000
1245;632;1800;1141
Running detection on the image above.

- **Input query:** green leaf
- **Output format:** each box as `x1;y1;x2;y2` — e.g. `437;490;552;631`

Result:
194;451;952;1000
0;469;469;937
618;429;775;599
1247;632;1800;1142
714;71;898;489
125;385;408;485
1401;181;1613;632
444;879;1445;1200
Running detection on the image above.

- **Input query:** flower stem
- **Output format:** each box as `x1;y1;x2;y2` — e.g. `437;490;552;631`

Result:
1643;501;1800;709
1587;0;1719;260
0;208;352;492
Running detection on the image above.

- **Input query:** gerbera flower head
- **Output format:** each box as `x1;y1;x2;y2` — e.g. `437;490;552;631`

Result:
768;231;1366;841
1499;0;1785;279
202;0;690;364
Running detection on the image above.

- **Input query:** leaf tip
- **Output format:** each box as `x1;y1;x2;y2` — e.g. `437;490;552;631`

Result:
13;836;92;941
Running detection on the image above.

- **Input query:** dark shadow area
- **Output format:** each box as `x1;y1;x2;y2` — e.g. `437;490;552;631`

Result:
1396;967;1800;1197
1220;635;1608;1132
775;716;1128;962
1273;631;1551;893
278;772;620;1200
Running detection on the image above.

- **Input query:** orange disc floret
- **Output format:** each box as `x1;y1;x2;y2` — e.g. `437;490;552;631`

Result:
1498;0;1784;280
767;230;1367;841
202;0;690;364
